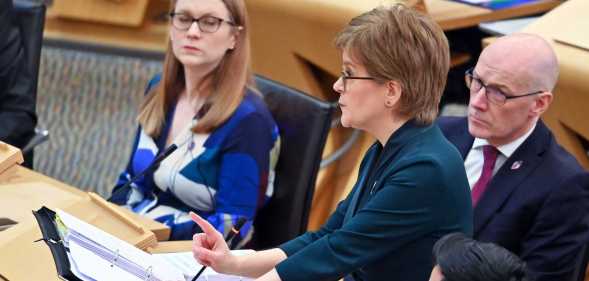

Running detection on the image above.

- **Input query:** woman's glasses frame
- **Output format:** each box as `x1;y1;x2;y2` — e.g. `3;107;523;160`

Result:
340;71;375;92
169;13;240;33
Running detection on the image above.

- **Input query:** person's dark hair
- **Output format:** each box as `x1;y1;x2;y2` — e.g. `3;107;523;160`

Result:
433;233;528;281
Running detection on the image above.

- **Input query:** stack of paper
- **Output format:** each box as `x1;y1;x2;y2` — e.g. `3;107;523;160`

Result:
153;251;255;281
58;209;184;281
58;209;254;281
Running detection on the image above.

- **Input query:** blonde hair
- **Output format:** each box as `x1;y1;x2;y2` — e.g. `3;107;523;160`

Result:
138;0;254;137
335;4;450;125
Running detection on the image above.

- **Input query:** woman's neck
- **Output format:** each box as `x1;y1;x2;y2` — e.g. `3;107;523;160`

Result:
182;68;213;114
369;114;410;146
183;65;213;101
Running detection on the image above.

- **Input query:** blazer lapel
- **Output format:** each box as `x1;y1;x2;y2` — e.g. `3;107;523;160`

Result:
343;143;379;223
474;122;551;235
343;121;435;223
453;134;474;160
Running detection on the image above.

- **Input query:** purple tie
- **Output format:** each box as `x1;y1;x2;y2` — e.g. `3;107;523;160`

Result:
471;145;499;207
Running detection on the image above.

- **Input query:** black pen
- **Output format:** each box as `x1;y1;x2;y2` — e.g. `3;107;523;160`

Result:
191;217;248;281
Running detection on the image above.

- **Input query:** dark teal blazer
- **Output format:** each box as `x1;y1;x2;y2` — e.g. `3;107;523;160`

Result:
275;120;472;281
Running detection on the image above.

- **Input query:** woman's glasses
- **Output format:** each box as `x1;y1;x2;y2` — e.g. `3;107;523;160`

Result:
169;13;240;33
340;71;375;92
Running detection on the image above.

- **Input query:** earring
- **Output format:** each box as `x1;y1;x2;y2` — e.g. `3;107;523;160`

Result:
385;101;393;107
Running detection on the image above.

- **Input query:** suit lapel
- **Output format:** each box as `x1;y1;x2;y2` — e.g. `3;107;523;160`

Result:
473;122;551;235
443;119;473;160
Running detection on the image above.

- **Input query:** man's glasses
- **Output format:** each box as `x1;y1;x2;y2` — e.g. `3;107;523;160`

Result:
169;13;239;33
340;71;375;92
465;68;543;106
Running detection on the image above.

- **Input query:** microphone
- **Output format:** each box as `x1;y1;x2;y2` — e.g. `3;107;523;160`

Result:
108;144;178;201
191;217;248;281
21;129;49;155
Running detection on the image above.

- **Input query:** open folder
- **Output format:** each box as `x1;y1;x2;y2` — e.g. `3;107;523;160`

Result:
33;207;252;281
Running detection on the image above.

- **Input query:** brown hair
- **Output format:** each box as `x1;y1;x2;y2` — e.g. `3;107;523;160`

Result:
335;4;449;125
138;0;254;137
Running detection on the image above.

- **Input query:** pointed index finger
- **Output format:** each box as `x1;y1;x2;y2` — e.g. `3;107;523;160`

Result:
190;211;219;237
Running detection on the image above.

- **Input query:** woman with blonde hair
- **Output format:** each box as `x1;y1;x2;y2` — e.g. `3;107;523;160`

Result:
110;0;280;243
190;4;472;281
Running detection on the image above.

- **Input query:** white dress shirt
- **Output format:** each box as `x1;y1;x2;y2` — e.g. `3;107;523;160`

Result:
464;123;537;189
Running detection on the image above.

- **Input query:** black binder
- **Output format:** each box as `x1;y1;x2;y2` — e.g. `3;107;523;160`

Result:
32;206;82;281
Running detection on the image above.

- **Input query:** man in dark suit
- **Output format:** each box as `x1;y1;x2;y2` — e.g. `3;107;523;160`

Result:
0;0;37;151
439;33;589;281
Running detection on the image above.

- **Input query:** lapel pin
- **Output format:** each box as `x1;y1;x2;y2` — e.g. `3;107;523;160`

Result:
511;160;523;170
370;181;378;195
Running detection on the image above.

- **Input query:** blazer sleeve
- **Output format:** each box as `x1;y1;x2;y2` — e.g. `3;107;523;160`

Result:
279;146;375;256
520;172;589;281
275;159;446;281
279;191;350;256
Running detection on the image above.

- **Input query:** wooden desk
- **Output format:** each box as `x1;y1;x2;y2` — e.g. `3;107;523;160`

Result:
51;0;150;27
44;0;170;54
520;0;589;169
0;158;171;280
43;0;559;54
0;165;171;242
429;0;559;31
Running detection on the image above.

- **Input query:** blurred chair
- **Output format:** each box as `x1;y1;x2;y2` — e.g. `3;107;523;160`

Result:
577;244;589;281
248;75;335;250
13;0;48;168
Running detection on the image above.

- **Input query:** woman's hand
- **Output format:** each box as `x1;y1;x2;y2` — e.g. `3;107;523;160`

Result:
190;212;237;274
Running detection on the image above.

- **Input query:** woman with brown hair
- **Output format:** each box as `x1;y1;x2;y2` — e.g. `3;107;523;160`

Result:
190;4;472;281
110;0;280;243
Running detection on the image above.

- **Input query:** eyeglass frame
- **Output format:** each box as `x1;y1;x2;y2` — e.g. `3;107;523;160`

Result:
465;67;544;106
169;12;241;33
339;71;376;92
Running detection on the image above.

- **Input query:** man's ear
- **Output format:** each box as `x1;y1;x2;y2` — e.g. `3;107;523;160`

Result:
531;92;553;116
384;80;402;108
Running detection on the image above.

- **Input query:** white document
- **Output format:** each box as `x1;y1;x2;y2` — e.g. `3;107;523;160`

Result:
69;241;140;281
153;251;254;281
57;209;185;281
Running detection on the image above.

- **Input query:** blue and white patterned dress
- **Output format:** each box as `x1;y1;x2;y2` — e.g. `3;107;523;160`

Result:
111;75;280;243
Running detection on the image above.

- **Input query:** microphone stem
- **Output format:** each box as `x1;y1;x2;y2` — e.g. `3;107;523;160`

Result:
108;144;178;201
